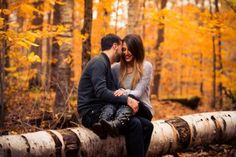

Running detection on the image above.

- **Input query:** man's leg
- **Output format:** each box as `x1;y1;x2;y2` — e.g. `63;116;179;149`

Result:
120;117;145;157
138;116;154;156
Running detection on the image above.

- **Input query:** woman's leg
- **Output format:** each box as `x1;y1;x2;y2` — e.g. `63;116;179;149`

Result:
101;105;133;137
137;116;154;156
121;116;145;157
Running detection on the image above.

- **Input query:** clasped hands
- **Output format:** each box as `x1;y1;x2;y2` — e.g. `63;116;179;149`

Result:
114;89;139;113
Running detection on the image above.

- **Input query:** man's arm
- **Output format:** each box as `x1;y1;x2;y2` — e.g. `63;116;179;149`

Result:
91;60;127;104
91;60;139;113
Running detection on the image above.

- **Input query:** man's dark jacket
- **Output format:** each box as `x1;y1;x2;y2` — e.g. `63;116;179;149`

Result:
77;53;128;118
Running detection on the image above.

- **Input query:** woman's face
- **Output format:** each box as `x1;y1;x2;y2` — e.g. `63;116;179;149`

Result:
122;42;134;63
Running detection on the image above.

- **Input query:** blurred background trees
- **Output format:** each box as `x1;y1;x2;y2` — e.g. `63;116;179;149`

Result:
0;0;236;128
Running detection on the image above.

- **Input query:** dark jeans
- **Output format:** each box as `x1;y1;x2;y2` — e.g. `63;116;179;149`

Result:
120;116;154;157
81;108;102;128
81;105;153;157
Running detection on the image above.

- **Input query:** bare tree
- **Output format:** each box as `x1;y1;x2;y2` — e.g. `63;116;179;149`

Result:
209;0;222;108
215;0;223;108
53;0;74;109
40;1;54;90
127;0;144;34
0;0;9;128
225;0;236;12
81;0;93;69
152;0;167;98
209;0;216;108
29;0;43;88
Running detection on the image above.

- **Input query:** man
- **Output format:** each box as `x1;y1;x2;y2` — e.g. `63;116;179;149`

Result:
77;33;153;157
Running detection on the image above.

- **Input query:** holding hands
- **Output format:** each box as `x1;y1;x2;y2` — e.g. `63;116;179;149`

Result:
114;88;126;96
114;88;139;113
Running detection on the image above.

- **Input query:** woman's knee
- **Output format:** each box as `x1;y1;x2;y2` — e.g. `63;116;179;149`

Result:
128;117;142;130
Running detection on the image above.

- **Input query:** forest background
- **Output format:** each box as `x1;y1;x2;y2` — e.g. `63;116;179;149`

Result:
0;0;236;136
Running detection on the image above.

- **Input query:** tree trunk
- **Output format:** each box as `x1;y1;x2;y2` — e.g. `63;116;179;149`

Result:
152;0;167;98
81;0;92;69
29;0;43;88
0;0;8;128
0;111;236;157
225;0;236;12
214;0;223;108
54;0;73;108
209;0;216;108
127;0;144;34
41;1;51;90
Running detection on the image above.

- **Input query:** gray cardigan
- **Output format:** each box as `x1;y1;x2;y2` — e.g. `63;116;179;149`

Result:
111;60;153;115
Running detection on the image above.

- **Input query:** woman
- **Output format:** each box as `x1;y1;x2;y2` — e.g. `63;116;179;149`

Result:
110;34;154;157
112;34;154;119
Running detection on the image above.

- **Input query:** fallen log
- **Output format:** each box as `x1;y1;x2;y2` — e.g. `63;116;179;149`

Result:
0;111;236;157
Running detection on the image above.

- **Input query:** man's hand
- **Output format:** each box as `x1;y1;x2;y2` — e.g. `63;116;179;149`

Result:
127;97;139;113
114;88;125;96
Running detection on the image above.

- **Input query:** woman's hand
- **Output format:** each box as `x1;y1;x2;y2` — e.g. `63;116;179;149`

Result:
114;88;125;96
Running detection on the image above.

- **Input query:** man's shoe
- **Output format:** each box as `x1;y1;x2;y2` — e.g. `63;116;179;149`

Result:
100;119;120;137
91;122;107;139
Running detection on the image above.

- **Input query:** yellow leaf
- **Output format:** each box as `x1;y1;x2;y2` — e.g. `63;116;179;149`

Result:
5;67;17;72
64;55;72;65
0;18;3;29
22;39;39;47
50;58;58;64
2;9;11;15
28;52;41;63
57;40;63;46
16;41;30;49
8;22;19;28
20;4;43;15
55;0;66;5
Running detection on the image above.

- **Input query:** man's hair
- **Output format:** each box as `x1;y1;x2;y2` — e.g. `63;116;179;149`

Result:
101;33;121;51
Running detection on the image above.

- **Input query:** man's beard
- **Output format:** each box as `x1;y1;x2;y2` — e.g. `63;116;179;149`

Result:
114;51;121;62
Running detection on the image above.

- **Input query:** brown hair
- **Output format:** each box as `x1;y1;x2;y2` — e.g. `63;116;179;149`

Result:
119;34;145;89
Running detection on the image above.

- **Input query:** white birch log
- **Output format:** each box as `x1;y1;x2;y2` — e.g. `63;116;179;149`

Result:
0;111;236;157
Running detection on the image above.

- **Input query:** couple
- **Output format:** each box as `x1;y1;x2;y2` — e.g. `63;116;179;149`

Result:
77;33;153;157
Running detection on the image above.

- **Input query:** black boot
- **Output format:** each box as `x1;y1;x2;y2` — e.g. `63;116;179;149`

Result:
101;105;133;137
91;104;116;139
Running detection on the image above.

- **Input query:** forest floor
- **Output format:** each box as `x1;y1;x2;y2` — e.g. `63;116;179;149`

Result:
1;94;236;156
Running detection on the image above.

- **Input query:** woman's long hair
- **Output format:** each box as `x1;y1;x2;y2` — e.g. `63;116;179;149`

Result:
119;34;145;89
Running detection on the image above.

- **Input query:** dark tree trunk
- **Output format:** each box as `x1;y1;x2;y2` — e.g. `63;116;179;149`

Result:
225;0;236;12
152;0;167;98
209;0;216;108
0;0;8;128
114;0;119;34
41;1;54;90
29;0;43;89
210;0;222;108
81;0;93;69
127;0;144;34
53;0;73;109
214;0;223;108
